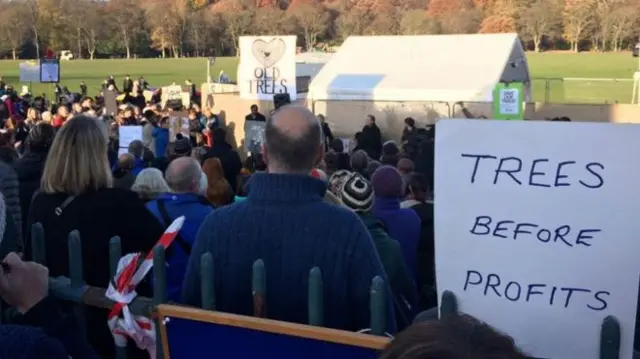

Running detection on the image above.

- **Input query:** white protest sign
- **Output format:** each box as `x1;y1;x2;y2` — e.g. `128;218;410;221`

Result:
19;62;40;82
238;36;297;101
435;119;640;359
164;85;182;101
118;126;143;151
499;88;519;115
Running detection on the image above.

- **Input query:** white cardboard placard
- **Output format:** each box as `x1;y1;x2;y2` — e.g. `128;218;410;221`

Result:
238;36;297;101
435;119;640;359
118;125;143;151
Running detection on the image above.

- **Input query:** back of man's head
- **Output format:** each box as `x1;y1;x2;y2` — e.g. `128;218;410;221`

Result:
165;157;202;194
117;153;135;171
264;105;322;174
128;140;144;159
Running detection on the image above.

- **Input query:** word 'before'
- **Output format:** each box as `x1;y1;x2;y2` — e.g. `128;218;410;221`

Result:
461;154;605;189
470;216;601;248
463;270;610;311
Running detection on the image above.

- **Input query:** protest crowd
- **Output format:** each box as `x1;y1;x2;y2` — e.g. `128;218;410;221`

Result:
0;74;625;359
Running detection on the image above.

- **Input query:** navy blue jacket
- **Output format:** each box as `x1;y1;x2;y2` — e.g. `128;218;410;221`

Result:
181;173;397;334
147;193;213;302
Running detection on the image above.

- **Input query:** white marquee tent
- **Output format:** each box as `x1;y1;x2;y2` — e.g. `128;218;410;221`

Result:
307;33;531;103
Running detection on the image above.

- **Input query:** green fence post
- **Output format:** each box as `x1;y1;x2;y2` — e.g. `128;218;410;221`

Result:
153;245;167;359
109;237;127;359
252;259;266;318
369;276;385;336
200;253;215;310
440;290;458;318
308;267;323;326
600;316;620;359
30;223;45;265
68;230;86;337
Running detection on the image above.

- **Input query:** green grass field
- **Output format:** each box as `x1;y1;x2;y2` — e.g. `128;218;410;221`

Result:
0;52;637;104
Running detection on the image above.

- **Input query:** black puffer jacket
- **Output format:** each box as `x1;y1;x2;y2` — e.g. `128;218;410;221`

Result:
13;152;47;238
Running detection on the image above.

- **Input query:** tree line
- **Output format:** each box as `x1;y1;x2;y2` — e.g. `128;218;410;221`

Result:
0;0;638;60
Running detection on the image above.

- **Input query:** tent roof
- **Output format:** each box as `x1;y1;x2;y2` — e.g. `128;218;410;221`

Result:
307;33;529;102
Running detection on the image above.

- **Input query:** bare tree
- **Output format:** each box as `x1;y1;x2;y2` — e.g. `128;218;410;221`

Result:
608;5;637;51
0;2;30;59
336;7;375;41
517;0;561;52
108;0;145;58
563;0;595;52
292;4;330;51
222;10;254;56
399;10;440;35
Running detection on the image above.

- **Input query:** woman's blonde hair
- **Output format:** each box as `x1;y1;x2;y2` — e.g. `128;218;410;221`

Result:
131;168;170;201
41;115;113;195
202;158;233;207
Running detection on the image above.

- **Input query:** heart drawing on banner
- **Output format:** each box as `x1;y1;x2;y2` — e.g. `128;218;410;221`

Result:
251;38;287;68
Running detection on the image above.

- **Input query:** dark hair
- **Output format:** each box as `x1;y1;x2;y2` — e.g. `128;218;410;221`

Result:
404;117;415;127
250;104;258;111
407;172;430;200
379;314;527;359
213;128;226;143
26;123;55;153
237;174;252;196
350;150;369;174
128;140;145;158
265;114;321;172
324;152;339;173
329;138;344;153
381;154;399;167
367;114;375;122
254;154;267;171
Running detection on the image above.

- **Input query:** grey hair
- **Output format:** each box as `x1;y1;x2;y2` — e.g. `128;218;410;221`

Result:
165;157;202;193
131;168;170;200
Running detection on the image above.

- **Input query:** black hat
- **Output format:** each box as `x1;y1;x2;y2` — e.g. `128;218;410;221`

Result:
174;137;191;156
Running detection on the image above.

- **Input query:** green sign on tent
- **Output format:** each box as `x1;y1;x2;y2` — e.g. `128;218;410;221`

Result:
493;82;524;120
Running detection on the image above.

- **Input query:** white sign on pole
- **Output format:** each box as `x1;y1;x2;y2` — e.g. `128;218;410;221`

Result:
435;119;640;359
238;36;297;101
19;62;40;82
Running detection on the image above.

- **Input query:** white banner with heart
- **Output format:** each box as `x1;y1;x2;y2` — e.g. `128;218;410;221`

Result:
238;36;297;101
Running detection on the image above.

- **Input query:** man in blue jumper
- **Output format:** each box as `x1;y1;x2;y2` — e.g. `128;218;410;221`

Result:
182;105;397;334
147;157;213;302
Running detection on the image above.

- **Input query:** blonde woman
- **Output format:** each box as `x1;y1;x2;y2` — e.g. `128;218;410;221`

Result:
131;168;170;202
25;108;41;127
26;115;163;359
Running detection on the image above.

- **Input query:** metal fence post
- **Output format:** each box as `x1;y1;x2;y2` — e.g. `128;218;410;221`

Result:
308;267;323;326
109;237;127;359
152;245;167;359
200;253;215;310
30;223;45;265
252;259;266;318
369;276;385;336
68;230;86;337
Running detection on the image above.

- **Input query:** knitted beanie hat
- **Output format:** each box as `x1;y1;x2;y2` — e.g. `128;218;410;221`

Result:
339;172;373;213
328;169;351;196
371;165;404;198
